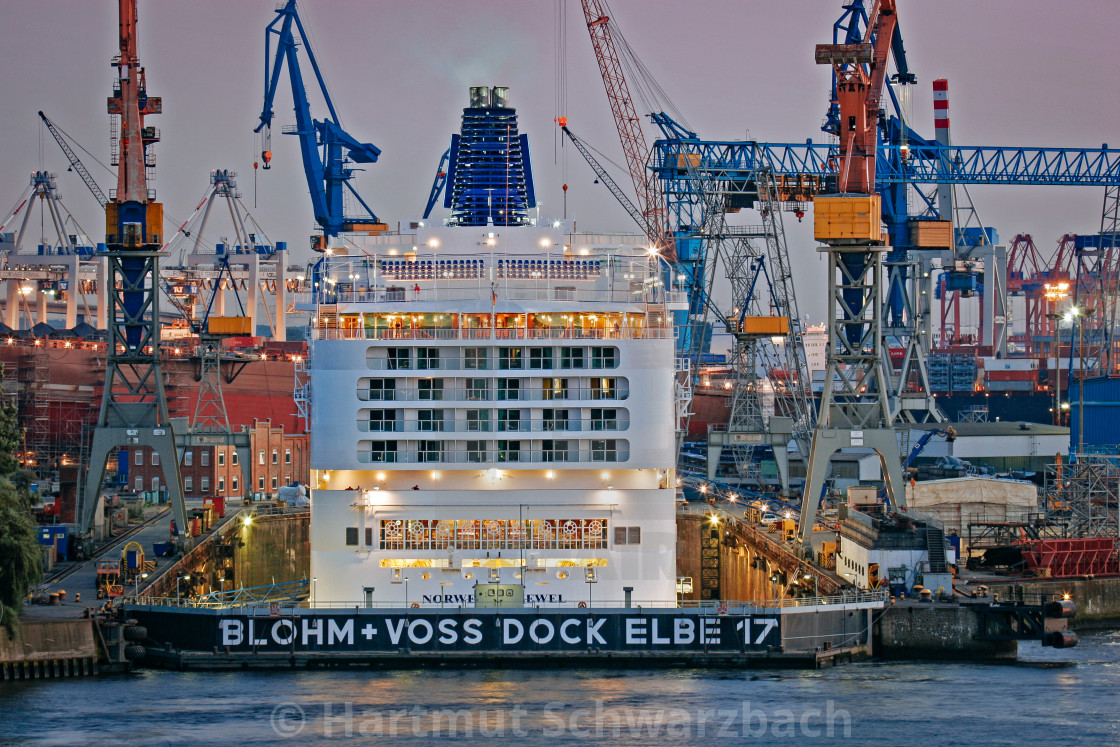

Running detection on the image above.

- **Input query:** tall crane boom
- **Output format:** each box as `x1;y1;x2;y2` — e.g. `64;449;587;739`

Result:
38;111;109;208
561;126;646;233
256;0;384;246
580;0;673;259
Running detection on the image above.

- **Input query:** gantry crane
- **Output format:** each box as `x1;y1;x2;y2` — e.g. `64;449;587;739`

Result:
256;0;386;250
797;0;908;542
79;0;190;547
575;3;813;490
650;2;1120;430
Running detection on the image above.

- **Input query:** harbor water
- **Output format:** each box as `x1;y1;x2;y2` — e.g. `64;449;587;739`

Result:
1;631;1117;745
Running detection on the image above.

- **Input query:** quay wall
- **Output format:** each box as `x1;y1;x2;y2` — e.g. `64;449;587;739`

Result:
676;514;787;602
0;620;101;680
877;604;1016;660
989;578;1120;628
150;512;310;599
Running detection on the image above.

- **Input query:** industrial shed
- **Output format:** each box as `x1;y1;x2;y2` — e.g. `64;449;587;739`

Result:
904;476;1038;544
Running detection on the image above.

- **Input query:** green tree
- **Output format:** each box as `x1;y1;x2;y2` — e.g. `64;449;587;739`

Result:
0;364;39;632
0;372;18;477
0;478;41;633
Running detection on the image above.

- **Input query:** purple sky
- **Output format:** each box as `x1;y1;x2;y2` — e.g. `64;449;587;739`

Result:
2;1;1117;325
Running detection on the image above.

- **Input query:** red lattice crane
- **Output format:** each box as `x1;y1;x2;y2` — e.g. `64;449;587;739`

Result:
580;0;674;259
1007;234;1078;351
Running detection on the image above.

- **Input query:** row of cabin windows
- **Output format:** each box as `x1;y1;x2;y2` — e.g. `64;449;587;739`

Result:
366;408;621;432
344;525;637;548
365;377;624;401
367;439;624;463
382;346;619;371
135;448;293;467
841;555;867;578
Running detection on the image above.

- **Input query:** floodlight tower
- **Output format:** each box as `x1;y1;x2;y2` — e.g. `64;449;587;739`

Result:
78;0;190;544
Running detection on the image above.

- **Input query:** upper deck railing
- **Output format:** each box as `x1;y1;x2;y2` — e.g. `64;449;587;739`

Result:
313;325;675;342
295;287;687;309
293;249;687;310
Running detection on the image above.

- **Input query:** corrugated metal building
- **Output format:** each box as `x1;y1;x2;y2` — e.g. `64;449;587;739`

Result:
903;421;1069;474
1071;376;1120;449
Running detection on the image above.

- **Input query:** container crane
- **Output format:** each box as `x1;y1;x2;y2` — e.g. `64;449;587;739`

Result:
256;0;386;250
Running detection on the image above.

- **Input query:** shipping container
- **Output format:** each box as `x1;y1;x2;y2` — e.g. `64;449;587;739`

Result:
985;370;1038;382
909;219;952;249
208;316;253;336
981;358;1039;371
986;380;1035;392
738;316;789;336
814;195;881;242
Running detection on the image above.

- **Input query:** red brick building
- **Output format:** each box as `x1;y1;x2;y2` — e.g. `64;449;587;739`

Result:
123;419;309;499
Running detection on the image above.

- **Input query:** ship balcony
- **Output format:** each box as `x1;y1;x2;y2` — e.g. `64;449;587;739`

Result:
356;382;630;403
356;416;629;434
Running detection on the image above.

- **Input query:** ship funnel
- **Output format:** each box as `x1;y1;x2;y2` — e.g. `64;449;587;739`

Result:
445;86;536;227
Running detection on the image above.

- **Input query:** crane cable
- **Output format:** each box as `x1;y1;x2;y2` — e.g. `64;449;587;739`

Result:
601;0;691;133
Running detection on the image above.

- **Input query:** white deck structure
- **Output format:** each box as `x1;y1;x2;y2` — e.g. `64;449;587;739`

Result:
298;223;688;606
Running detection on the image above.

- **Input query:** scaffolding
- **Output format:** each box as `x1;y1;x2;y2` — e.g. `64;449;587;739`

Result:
1044;453;1120;538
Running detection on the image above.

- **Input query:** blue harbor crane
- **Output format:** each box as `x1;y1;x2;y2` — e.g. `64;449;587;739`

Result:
256;0;385;249
649;0;1120;426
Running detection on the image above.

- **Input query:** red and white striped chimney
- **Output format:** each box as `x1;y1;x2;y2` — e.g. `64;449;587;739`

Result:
933;79;952;220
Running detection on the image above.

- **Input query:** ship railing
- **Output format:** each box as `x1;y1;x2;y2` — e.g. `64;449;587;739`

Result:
123;590;887;611
311;326;675;341
295;287;681;307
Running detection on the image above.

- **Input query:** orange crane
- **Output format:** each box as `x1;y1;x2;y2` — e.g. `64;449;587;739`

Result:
579;0;675;260
799;0;908;542
818;0;899;194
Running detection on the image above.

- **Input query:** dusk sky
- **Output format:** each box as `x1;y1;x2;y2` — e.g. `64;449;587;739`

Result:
2;0;1117;326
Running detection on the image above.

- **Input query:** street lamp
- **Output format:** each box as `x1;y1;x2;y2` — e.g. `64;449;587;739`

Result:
134;571;149;598
311;576;317;608
585;567;597;607
1046;312;1063;425
1075;307;1096;451
176;574;191;604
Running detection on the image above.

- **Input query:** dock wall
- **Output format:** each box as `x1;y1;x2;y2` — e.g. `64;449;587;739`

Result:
0;620;99;680
235;513;310;589
676;514;788;602
149;512;310;599
877;604;1016;660
989;578;1120;628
